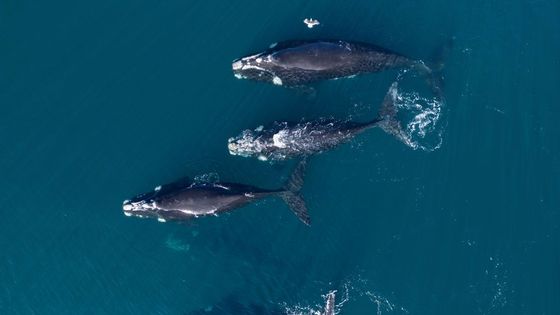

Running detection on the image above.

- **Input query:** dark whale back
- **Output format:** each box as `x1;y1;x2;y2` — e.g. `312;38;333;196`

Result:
155;183;278;213
232;39;412;86
271;42;354;70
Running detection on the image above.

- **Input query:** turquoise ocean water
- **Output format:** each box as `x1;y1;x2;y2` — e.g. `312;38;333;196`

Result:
1;1;559;314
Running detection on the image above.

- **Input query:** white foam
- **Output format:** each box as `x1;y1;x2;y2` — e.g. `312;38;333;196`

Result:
157;217;166;222
388;81;445;152
154;185;161;192
272;131;288;148
124;211;132;216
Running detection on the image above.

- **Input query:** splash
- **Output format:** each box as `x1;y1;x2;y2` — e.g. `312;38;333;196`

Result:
282;286;349;315
193;172;220;185
282;275;407;315
386;79;446;152
365;291;408;315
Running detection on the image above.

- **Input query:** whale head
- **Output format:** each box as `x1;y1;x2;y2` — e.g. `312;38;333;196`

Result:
122;190;159;220
227;129;267;159
231;54;277;84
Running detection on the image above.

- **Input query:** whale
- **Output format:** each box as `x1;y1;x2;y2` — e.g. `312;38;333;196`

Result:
228;83;407;162
122;161;310;225
232;39;431;87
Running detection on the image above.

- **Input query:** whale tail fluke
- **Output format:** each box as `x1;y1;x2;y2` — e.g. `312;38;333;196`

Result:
374;83;409;145
414;37;454;99
280;159;310;225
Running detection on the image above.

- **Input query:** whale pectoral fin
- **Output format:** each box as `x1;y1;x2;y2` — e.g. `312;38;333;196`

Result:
294;85;317;100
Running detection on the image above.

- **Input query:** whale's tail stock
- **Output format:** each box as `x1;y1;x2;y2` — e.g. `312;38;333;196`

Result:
280;159;310;225
372;83;410;146
323;290;336;315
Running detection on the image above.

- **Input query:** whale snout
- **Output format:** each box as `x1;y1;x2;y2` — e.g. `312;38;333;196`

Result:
232;59;243;71
122;200;139;217
122;195;158;219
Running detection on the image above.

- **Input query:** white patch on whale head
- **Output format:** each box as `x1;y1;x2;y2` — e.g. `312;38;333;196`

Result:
272;76;283;85
123;204;133;211
227;140;239;155
154;185;161;192
272;131;288;148
232;60;243;70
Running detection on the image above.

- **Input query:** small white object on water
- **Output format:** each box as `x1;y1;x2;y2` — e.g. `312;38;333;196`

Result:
303;18;320;28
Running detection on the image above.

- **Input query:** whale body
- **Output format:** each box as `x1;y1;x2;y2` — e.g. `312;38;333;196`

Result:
232;39;424;86
122;161;310;225
228;83;407;162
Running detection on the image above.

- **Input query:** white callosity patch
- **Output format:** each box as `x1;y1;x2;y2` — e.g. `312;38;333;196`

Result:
272;76;283;85
227;130;270;158
232;60;242;70
232;53;278;80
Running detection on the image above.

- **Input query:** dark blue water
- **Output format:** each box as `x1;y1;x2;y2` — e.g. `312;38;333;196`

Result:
1;1;559;314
